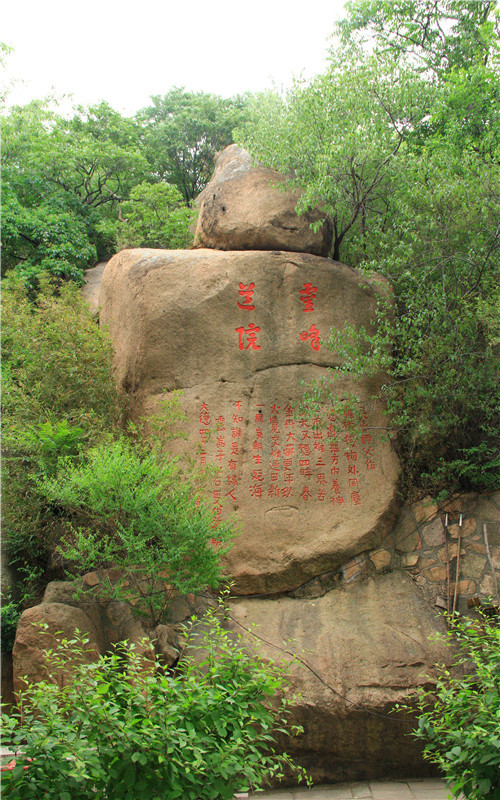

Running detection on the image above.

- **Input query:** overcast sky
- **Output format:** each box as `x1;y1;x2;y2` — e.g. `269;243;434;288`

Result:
2;0;348;115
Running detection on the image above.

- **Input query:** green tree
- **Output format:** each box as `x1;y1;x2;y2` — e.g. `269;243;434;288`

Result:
238;56;433;261
1;192;96;285
313;144;499;493
0;41;14;104
1;99;148;276
1;100;146;212
116;181;193;250
239;3;500;495
335;0;499;77
139;88;250;204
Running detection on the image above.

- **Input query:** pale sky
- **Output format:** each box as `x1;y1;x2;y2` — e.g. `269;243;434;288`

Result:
2;0;348;115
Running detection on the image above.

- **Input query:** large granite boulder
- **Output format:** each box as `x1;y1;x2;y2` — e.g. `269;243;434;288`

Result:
12;602;102;694
193;145;332;256
99;248;400;594
228;572;451;782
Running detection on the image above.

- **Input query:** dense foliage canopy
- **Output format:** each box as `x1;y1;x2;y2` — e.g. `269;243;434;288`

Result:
1;89;249;285
238;0;500;496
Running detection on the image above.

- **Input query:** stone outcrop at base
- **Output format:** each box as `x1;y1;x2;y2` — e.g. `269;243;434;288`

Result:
228;571;450;783
12;602;101;695
11;576;206;696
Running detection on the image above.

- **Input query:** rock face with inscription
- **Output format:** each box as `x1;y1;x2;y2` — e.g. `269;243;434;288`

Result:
8;146;500;783
100;246;400;594
193;145;332;256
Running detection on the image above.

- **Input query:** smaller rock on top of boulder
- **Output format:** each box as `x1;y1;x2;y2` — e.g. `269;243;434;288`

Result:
193;145;331;256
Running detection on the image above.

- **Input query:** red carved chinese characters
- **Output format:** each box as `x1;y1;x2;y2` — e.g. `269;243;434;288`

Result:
342;410;362;506
212;411;225;527
236;281;260;351
268;404;281;499
237;282;256;311
199;402;211;426
299;282;318;312
267;403;282;497
249;404;265;500
198;402;211;468
360;407;375;471
299;324;321;351
235;323;261;351
298;281;320;351
281;403;294;497
195;398;378;509
226;401;242;503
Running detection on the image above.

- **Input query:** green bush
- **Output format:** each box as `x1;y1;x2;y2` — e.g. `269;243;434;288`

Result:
407;613;500;800
31;421;86;477
1;275;123;601
40;437;235;626
1;615;307;799
1;275;122;434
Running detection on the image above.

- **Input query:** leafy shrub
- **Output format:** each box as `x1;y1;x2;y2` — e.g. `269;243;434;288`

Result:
1;275;122;434
30;421;86;477
408;613;500;800
1;195;96;287
1;615;307;799
1;276;123;601
40;437;235;626
0;593;22;654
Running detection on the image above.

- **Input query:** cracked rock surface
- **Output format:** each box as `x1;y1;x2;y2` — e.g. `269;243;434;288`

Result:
227;572;452;783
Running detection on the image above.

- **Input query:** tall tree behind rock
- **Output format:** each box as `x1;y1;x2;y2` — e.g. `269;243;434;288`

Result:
236;0;500;494
335;0;499;77
138;88;250;205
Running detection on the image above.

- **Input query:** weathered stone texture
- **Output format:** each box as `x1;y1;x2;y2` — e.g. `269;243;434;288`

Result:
193;145;331;256
228;572;451;782
11;574;204;695
81;261;107;314
13;602;102;695
99;247;400;594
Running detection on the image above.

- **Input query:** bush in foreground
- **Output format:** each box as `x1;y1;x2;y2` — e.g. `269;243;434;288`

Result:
40;436;234;626
1;612;307;799
408;612;500;800
1;275;123;604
